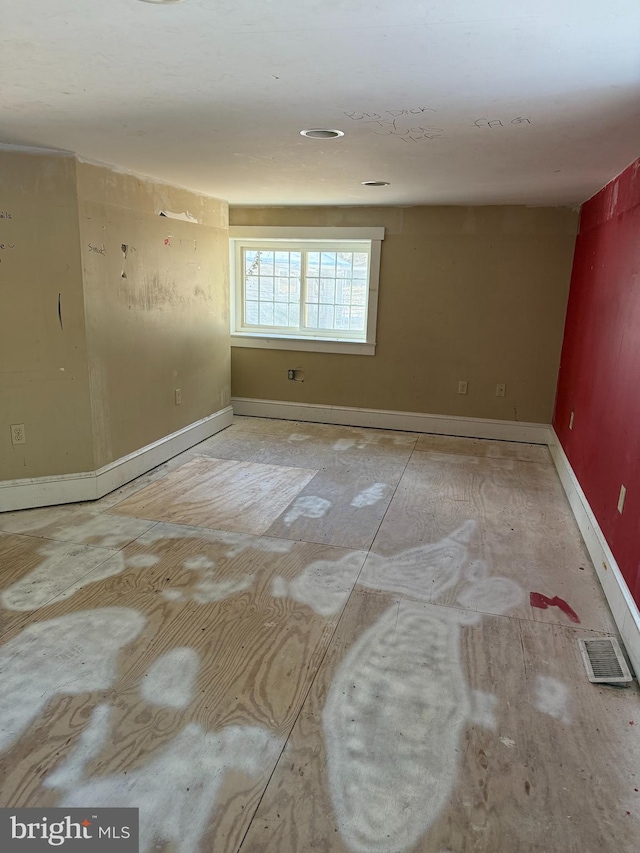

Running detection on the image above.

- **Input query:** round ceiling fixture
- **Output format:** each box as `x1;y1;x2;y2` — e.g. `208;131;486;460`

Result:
361;181;390;187
300;129;345;139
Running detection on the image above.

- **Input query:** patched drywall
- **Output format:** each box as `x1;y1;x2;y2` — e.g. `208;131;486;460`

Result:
76;162;230;469
230;205;578;423
0;150;94;480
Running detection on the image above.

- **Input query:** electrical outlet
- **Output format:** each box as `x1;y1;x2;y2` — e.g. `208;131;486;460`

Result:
495;383;506;397
175;389;181;406
569;411;574;430
287;369;296;380
11;424;26;445
457;380;468;395
617;485;627;515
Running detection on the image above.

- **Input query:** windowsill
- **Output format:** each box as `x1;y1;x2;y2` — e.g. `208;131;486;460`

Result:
230;333;376;356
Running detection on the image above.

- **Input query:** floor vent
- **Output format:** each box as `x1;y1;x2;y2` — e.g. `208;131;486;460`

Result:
579;637;633;685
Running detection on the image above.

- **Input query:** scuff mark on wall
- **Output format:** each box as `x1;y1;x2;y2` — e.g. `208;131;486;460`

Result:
57;293;63;330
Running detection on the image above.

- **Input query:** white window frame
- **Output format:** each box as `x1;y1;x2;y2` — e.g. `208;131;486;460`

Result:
229;226;384;355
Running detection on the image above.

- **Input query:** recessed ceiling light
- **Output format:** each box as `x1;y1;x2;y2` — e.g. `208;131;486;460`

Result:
361;181;390;187
300;129;345;139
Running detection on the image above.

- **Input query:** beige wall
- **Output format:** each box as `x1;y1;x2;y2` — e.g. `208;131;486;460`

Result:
0;150;230;485
76;162;230;469
0;151;94;480
230;205;578;423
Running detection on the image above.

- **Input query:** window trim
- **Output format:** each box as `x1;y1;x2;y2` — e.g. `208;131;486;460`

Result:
229;226;384;355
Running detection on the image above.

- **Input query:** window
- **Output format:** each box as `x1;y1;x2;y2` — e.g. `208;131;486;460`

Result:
229;227;384;355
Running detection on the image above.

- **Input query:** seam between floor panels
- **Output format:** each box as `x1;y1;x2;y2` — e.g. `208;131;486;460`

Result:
235;444;416;851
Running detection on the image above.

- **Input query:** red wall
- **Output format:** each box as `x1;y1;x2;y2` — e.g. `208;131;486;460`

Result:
553;157;640;607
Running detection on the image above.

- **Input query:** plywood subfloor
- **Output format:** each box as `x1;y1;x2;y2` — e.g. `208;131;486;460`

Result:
110;456;317;534
1;416;638;853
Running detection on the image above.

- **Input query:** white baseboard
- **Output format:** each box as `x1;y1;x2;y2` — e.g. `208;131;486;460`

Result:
231;397;552;444
548;429;640;677
0;407;233;513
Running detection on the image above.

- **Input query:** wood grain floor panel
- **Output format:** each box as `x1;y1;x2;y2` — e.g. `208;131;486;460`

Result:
0;509;155;548
239;590;640;853
196;421;416;481
415;434;551;462
364;452;615;633
87;447;200;511
0;532;122;638
108;457;318;534
1;523;368;853
265;470;399;550
1;421;634;853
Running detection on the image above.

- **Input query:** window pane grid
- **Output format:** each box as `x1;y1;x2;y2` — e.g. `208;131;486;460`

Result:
243;249;301;329
301;251;367;333
241;245;369;338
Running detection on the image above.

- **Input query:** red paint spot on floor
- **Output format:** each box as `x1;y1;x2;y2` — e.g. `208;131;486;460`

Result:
529;592;580;623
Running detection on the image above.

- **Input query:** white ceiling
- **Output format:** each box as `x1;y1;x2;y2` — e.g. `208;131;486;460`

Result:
2;0;639;206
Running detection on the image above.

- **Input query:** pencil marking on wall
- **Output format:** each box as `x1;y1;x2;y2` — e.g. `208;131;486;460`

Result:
283;496;331;526
321;522;523;852
473;117;531;128
140;647;200;709
271;551;365;616
0;608;145;752
1;549;127;611
534;675;571;725
47;719;280;853
343;108;443;142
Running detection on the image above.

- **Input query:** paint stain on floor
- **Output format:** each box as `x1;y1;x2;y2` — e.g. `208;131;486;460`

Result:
529;591;580;623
